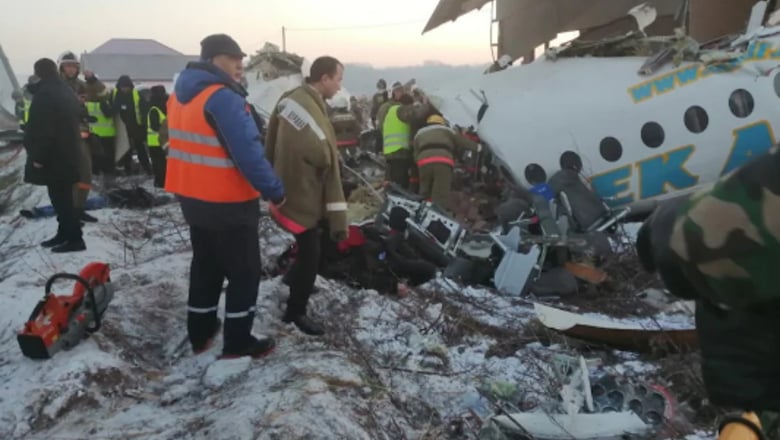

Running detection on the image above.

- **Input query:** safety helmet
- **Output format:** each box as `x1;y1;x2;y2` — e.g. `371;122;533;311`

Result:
57;51;79;67
426;114;446;125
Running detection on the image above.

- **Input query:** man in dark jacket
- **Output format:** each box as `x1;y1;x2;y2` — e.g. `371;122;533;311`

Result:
24;58;87;253
146;85;168;187
112;75;152;174
166;34;286;359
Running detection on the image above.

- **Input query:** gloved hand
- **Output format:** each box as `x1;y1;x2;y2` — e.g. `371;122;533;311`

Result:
272;197;287;208
636;196;703;301
330;227;348;243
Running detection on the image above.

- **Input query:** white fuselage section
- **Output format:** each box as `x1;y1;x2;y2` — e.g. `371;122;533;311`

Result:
429;29;780;208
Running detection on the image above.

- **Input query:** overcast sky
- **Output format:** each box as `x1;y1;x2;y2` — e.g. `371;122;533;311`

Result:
1;0;496;76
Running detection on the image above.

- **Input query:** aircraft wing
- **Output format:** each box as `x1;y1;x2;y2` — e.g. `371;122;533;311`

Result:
422;0;492;34
0;43;20;125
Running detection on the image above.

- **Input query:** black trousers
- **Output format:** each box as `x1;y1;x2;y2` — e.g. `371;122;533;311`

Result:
47;183;82;241
286;226;323;316
131;134;151;173
148;147;167;187
187;224;261;353
98;136;116;176
386;158;415;191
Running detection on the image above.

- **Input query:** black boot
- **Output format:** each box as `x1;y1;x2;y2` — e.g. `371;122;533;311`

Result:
51;239;86;253
41;234;67;248
282;312;325;336
220;336;276;359
81;212;98;223
192;318;222;354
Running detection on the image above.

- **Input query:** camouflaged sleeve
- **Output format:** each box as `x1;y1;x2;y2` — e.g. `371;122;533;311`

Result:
668;144;780;308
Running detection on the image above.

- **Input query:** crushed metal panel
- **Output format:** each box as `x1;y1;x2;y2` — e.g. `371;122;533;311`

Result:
490;411;649;439
493;0;683;61
533;303;698;353
422;0;492;33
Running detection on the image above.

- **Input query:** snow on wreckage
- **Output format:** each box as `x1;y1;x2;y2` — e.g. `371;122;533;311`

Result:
0;19;718;440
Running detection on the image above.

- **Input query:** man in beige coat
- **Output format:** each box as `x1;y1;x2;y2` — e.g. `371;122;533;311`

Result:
266;56;348;336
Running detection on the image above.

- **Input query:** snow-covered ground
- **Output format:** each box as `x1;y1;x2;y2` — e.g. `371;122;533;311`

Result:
0;145;713;439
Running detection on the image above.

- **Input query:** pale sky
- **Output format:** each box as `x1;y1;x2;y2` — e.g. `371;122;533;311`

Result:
1;0;495;76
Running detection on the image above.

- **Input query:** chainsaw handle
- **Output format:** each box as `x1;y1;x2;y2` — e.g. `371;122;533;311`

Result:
44;273;102;333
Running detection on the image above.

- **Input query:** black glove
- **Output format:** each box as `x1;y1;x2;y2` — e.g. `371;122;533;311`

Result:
635;196;701;301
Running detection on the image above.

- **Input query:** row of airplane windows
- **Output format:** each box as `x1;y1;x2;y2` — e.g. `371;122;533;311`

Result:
520;88;757;185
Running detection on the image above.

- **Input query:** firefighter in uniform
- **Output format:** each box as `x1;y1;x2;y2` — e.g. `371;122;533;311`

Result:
265;56;349;336
413;114;480;211
165;33;286;359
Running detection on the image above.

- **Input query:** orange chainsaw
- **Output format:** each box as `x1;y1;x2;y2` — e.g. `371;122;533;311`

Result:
17;262;114;359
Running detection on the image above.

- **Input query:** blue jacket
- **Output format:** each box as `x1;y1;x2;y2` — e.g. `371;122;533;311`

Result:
174;62;284;201
173;62;284;228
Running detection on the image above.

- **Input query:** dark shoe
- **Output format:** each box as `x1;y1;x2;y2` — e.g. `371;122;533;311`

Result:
41;234;67;248
282;313;325;336
281;275;321;295
51;240;86;253
219;336;276;359
192;318;222;354
81;212;98;223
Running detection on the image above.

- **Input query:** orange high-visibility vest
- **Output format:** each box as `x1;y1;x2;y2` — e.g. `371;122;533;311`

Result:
164;84;260;203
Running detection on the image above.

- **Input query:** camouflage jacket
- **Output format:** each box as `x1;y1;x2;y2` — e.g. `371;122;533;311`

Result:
643;144;780;310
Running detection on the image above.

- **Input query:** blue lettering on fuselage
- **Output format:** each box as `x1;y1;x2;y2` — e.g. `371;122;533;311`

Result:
721;121;776;175
589;121;776;206
636;145;699;200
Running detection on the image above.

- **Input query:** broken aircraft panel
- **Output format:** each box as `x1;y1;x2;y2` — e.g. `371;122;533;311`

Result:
533;302;698;353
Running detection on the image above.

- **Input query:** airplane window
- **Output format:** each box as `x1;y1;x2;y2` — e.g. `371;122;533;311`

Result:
775;73;780;97
641;122;664;148
559;151;583;172
729;89;754;118
524;163;547;185
599;137;623;162
684;106;709;133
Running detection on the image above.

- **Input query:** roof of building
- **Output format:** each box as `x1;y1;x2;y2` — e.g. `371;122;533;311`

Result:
80;53;199;82
90;38;184;56
80;39;199;82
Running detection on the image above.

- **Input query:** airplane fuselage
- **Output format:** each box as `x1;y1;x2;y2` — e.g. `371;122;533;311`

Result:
445;30;780;209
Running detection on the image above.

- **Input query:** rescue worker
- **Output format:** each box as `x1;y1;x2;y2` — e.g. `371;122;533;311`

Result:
84;88;116;185
57;51;85;95
112;75;152;175
24;58;87;252
413;114;480;211
165;33;286;359
17;77;39;130
329;93;361;163
349;96;363;129
636;145;780;439
370;79;388;128
74;85;97;223
266;55;348;336
146;85;168;187
377;89;432;191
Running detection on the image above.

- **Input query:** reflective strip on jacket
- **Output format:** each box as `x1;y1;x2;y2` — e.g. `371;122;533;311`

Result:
111;88;142;125
382;105;410;155
85;101;116;137
164;84;260;203
413;124;456;168
23;99;31;123
147;106;166;147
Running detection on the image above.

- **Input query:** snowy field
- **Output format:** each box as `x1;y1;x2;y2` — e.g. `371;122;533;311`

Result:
0;145;714;439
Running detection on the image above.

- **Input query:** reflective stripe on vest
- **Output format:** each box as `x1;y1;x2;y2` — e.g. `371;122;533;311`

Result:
112;88;142;125
382;105;410;155
85;101;116;137
23;99;31;123
146;106;166;147
164;84;260;203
